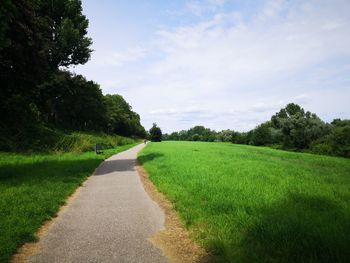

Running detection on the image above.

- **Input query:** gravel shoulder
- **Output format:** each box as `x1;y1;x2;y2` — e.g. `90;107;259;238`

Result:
136;164;210;263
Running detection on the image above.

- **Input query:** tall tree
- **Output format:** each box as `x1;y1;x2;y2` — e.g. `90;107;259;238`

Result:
149;123;162;142
271;103;330;149
104;94;146;137
0;0;48;134
39;71;106;131
36;0;92;69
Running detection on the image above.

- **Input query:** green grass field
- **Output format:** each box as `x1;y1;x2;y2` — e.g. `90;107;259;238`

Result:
138;141;350;263
0;143;137;263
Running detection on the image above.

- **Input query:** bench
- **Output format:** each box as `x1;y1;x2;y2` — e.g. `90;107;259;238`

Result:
95;144;103;154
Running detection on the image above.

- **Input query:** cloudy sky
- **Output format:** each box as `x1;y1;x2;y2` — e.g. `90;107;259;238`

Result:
74;0;350;133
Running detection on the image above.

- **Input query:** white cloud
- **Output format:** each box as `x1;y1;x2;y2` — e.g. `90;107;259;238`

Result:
185;0;226;16
135;0;350;132
93;47;147;67
186;1;204;16
76;0;350;133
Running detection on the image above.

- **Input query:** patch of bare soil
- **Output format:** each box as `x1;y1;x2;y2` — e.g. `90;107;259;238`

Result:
11;184;84;263
136;163;212;263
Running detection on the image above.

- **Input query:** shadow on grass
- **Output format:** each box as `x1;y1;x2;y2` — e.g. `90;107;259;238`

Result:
0;157;103;263
0;158;102;186
138;152;164;164
232;194;350;263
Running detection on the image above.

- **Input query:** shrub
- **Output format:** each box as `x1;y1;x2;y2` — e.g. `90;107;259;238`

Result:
149;123;162;142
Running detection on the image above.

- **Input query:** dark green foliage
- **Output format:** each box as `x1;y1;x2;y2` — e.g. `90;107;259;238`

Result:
187;126;216;142
249;122;273;146
329;125;350;157
311;119;350;157
0;0;146;151
104;95;146;137
192;134;201;141
149;123;162;142
0;0;49;136
0;0;14;50
231;131;249;144
216;130;234;142
163;126;217;142
164;131;180;141
39;71;106;131
35;0;92;69
271;103;331;149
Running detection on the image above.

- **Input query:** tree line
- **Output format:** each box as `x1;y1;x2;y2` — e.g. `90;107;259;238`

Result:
163;103;350;158
0;0;146;151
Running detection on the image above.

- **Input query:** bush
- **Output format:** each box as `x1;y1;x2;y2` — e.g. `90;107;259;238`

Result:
149;123;162;142
330;126;350;157
311;125;350;158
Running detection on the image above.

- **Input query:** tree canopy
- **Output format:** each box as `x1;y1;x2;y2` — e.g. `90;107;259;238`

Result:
149;123;162;142
0;0;146;151
271;103;330;149
104;94;146;138
35;0;92;69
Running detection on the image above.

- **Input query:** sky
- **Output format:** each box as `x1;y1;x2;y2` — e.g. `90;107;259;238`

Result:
74;0;350;133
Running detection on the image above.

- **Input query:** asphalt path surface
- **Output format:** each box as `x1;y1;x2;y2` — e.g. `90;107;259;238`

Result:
29;143;167;263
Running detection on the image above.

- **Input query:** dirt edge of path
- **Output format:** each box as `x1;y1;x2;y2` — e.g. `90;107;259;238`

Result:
136;162;211;263
11;180;86;263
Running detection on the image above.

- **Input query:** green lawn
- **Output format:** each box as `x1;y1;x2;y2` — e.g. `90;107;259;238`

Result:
0;143;138;263
138;141;350;263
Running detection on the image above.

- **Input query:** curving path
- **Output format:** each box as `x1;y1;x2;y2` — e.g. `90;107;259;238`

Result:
29;143;167;263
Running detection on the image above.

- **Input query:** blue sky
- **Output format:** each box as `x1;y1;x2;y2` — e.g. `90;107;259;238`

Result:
74;0;350;133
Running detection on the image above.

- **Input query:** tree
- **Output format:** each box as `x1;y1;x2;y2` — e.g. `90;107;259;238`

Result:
187;126;216;141
39;71;106;131
0;0;93;135
192;134;201;141
217;130;234;142
0;0;148;152
104;94;146;137
328;124;350;157
36;0;92;69
249;122;274;146
149;123;162;142
311;119;350;157
271;103;330;149
232;132;244;144
0;0;49;135
168;132;180;140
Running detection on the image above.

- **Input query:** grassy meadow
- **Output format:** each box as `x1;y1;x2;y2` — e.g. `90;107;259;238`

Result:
138;141;350;263
0;143;138;263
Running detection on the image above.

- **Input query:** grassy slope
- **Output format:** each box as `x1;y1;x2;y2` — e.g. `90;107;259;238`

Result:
53;131;136;152
0;126;137;153
0;143;138;263
138;141;350;263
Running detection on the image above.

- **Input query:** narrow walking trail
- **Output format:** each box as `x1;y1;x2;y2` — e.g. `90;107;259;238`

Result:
29;144;167;263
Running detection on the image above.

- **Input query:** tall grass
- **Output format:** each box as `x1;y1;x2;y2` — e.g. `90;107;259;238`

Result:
0;125;137;153
139;141;350;263
53;132;136;153
0;143;138;263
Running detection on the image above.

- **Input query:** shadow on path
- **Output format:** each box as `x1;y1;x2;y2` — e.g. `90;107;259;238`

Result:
94;159;136;175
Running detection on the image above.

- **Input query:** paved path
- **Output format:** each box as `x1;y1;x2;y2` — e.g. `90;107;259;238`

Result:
29;144;167;263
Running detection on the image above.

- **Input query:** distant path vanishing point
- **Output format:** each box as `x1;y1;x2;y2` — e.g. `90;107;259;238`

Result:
28;143;167;263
